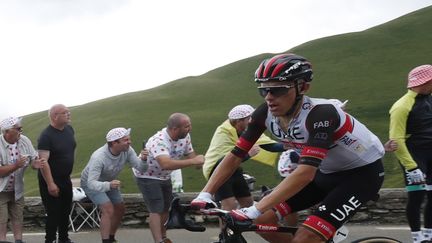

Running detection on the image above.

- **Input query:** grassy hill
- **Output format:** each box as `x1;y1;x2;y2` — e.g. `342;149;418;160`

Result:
22;6;432;195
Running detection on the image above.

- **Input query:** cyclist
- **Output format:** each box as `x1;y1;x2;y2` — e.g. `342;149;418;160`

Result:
192;53;385;243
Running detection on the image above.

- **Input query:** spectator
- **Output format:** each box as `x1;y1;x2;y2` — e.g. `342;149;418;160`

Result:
133;113;204;243
0;117;45;243
389;64;432;243
38;104;76;243
202;104;283;242
80;127;147;243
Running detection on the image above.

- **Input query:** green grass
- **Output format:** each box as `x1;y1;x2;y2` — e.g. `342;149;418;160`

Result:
22;6;432;195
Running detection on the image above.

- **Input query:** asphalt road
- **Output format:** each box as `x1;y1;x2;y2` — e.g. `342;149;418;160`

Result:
7;225;410;243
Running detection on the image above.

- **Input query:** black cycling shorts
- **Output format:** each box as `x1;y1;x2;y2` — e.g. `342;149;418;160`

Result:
213;167;251;202
286;160;384;240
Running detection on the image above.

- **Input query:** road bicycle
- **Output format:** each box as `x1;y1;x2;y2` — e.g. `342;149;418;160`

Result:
166;197;401;243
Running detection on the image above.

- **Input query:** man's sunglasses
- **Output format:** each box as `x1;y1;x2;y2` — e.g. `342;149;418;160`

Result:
13;127;23;133
258;85;295;98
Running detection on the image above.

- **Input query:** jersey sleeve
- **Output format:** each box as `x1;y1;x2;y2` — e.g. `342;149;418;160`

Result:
231;103;268;158
389;99;418;170
300;104;340;167
86;157;110;192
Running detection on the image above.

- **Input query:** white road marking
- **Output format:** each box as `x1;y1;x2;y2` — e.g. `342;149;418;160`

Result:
375;226;410;230
7;232;89;236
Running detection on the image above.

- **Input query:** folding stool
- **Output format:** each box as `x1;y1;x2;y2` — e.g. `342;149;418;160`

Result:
69;187;100;232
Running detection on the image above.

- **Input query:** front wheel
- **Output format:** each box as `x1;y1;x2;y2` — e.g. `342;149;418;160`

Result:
351;236;402;243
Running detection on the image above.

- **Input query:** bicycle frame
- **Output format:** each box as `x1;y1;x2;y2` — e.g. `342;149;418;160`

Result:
166;198;400;243
166;198;341;242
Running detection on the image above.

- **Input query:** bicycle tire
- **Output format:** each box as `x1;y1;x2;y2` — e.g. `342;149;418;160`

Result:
350;236;402;243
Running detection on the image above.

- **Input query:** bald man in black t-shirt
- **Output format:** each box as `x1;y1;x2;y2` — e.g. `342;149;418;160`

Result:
38;104;76;243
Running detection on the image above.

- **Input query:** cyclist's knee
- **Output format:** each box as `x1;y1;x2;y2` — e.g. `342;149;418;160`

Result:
292;227;326;243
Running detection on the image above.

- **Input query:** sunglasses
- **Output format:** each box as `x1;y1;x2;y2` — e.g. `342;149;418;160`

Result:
13;127;23;133
258;85;295;98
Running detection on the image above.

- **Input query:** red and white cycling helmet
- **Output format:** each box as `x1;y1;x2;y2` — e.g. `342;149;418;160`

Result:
254;54;313;83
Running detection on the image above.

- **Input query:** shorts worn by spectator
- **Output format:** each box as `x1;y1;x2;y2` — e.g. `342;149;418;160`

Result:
192;53;386;243
389;64;432;243
133;113;204;243
81;127;148;243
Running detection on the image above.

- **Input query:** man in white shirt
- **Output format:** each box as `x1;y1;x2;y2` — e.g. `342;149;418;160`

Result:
0;117;45;243
133;113;204;243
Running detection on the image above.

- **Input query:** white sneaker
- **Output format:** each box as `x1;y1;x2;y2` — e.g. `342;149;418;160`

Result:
423;228;432;241
412;231;426;243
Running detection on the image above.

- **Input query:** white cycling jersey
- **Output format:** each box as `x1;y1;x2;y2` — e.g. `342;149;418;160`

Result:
234;96;384;174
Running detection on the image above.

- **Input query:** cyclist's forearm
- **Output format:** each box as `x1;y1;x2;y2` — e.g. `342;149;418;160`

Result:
203;152;242;194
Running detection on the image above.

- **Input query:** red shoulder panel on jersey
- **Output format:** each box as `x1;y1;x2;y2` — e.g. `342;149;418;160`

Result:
333;113;353;140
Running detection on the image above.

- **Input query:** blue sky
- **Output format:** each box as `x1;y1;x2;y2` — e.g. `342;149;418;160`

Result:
0;0;431;118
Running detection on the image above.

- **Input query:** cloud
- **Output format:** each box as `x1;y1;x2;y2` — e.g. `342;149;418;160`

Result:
0;0;129;23
0;0;430;119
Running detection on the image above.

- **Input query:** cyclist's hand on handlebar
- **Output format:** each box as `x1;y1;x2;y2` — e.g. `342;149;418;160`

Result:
191;192;218;209
230;205;262;221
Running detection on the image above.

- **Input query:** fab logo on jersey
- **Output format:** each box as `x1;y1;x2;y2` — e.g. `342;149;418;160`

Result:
339;134;357;146
313;120;333;129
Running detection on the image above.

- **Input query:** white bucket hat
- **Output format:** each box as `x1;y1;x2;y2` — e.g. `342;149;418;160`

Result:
0;117;22;131
106;127;131;142
228;104;255;120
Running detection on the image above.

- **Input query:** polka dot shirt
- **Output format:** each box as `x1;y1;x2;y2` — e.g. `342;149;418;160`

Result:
133;128;194;180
